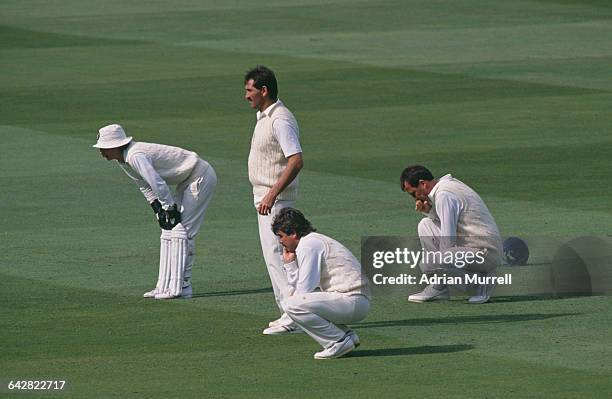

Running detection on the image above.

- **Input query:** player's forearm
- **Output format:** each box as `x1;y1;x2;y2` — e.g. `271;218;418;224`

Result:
129;154;176;207
138;169;175;207
294;248;321;294
438;219;457;251
436;193;460;250
268;153;303;197
283;260;299;295
139;185;159;203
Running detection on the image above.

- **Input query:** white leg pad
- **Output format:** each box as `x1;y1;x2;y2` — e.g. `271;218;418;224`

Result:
159;230;173;291
144;230;172;298
169;223;188;297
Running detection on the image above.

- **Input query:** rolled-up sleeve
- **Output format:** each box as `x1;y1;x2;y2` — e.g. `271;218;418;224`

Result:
272;118;302;158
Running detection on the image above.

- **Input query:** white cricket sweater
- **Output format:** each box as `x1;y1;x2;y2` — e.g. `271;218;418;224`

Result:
248;100;299;201
428;174;503;260
284;232;371;299
119;141;200;207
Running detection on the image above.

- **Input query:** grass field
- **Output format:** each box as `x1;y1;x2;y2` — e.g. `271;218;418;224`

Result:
1;0;612;398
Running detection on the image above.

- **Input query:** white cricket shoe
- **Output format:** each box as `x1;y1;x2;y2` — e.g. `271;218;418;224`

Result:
262;324;303;335
154;285;193;300
268;313;292;328
408;284;450;302
469;272;495;304
346;330;360;347
143;288;160;298
468;294;490;304
268;319;281;328
154;290;175;300
314;335;355;360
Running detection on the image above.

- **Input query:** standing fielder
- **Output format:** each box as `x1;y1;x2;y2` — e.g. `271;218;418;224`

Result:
244;66;304;334
273;208;371;359
94;124;216;299
401;165;502;304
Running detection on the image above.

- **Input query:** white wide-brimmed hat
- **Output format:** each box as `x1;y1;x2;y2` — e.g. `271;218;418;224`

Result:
93;124;133;149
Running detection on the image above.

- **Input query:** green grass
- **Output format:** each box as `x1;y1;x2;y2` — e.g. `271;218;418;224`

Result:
1;0;611;397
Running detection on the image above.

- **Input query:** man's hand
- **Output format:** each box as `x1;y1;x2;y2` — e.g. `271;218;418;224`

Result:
157;204;182;230
257;153;303;215
150;199;163;216
282;246;296;264
415;199;431;213
257;190;277;215
165;204;181;228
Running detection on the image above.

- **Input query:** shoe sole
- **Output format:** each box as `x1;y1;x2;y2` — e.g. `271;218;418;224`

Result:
407;296;450;303
468;296;490;304
314;345;354;360
154;286;192;300
262;327;303;335
154;294;192;300
143;290;159;298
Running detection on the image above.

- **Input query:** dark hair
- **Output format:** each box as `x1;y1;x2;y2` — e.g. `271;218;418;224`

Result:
244;65;278;101
400;165;434;191
272;208;316;238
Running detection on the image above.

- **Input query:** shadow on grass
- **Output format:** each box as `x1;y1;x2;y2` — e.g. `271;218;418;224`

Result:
192;287;272;298
348;344;473;358
492;294;596;302
354;313;579;329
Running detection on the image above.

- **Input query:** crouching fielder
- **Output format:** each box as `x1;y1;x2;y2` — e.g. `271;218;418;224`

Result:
272;208;371;359
94;124;216;299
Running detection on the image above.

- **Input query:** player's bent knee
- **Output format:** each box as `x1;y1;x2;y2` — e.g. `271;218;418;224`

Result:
417;218;436;237
284;297;309;316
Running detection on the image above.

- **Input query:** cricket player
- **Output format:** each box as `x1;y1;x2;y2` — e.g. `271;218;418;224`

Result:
94;124;216;299
272;208;371;359
244;66;304;334
401;165;503;304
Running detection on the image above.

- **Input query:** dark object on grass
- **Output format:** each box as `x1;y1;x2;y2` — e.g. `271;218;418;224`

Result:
503;237;529;266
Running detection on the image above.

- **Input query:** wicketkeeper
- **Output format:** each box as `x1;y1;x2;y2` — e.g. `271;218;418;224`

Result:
94;124;216;299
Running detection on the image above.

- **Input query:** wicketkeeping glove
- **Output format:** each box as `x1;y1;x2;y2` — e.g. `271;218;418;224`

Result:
150;199;163;215
157;203;182;230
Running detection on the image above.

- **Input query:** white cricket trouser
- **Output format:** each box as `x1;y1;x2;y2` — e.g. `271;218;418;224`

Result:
417;218;497;289
172;159;217;285
285;292;370;348
254;197;294;316
176;159;217;239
